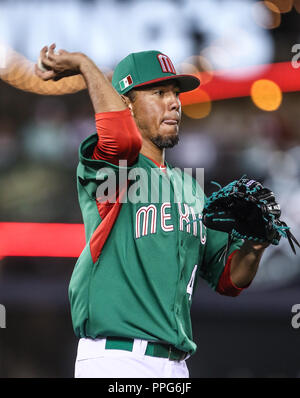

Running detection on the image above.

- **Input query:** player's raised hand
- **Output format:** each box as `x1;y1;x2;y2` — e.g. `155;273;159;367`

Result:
35;43;85;81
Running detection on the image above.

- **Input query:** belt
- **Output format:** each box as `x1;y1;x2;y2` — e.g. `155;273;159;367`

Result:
105;337;188;361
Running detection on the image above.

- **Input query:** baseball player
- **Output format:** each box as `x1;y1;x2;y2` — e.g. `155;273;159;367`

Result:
35;44;271;378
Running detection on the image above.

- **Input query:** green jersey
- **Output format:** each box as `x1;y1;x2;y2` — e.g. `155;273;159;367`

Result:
68;133;243;355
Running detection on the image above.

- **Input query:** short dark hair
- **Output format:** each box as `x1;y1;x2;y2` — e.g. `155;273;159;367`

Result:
124;89;137;103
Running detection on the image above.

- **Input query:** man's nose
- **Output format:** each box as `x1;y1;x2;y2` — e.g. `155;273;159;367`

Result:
168;93;181;111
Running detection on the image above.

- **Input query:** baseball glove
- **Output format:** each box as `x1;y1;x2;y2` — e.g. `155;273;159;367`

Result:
202;176;299;264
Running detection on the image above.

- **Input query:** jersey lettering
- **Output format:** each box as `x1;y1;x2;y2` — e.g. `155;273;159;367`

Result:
199;214;207;244
178;203;190;233
136;205;157;238
189;206;198;237
135;202;206;242
161;202;174;232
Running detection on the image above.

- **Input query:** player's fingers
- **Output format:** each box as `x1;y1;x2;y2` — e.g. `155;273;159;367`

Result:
40;45;60;70
39;46;48;62
40;70;57;81
39;44;57;66
40;45;48;55
47;43;57;60
49;43;56;52
39;56;55;70
39;45;51;63
34;64;56;81
35;63;44;77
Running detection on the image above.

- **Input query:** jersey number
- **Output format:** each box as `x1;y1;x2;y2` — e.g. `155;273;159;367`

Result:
187;264;198;301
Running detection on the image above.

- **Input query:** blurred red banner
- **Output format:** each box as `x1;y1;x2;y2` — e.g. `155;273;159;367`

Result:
180;61;300;105
0;222;85;258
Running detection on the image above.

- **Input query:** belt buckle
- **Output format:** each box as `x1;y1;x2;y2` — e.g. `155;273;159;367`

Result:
180;351;187;361
168;345;186;361
177;349;187;361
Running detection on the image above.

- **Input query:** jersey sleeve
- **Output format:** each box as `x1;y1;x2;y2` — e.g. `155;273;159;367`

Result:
76;132;138;243
92;108;142;165
215;249;250;296
198;226;244;291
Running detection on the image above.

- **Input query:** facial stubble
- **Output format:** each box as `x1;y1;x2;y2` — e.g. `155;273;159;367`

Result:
150;129;180;149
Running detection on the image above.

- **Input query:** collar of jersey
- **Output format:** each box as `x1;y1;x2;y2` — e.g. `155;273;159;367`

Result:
140;153;167;171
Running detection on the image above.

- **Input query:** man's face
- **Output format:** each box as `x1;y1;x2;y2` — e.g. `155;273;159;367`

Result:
129;82;182;149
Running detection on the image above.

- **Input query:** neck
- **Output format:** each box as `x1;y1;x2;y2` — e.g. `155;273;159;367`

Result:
140;139;165;165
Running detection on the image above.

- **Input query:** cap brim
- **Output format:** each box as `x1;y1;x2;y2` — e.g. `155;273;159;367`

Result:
134;74;200;93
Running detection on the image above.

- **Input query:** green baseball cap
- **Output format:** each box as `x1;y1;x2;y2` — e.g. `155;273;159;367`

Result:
112;50;200;95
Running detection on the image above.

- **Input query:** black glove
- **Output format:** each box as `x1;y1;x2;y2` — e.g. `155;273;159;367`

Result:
202;176;300;263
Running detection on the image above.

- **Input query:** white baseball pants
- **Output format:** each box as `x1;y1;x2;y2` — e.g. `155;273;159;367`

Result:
74;338;189;378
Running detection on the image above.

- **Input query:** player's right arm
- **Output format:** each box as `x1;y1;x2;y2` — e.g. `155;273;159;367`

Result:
35;44;142;165
35;44;126;113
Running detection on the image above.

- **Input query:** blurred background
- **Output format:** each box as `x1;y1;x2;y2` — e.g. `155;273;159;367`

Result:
0;0;300;378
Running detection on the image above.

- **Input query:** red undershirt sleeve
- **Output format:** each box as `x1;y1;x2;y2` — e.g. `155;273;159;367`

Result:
216;249;251;297
92;108;142;165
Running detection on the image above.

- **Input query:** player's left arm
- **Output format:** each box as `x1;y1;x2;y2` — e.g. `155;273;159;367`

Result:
215;240;269;296
229;240;269;288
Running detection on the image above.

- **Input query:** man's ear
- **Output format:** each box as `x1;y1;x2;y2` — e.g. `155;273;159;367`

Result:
121;95;133;113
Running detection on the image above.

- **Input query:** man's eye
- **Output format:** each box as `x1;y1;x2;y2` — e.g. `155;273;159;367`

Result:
155;90;164;96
